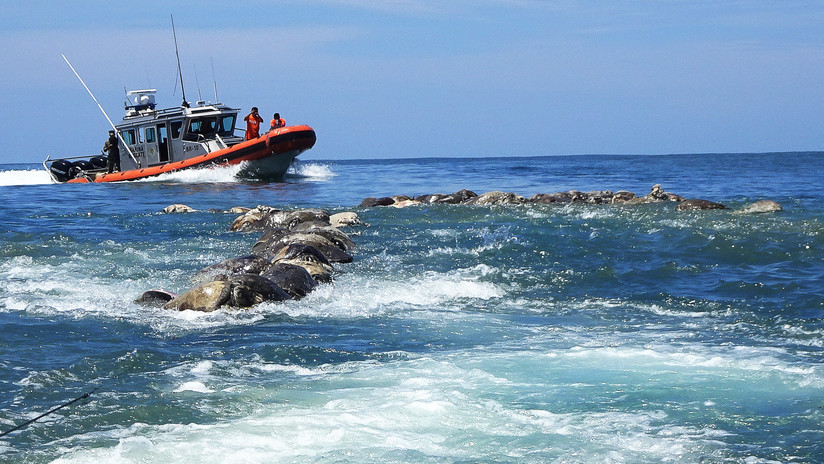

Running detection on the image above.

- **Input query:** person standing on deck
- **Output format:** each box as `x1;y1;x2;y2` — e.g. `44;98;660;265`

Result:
244;107;263;140
104;130;120;173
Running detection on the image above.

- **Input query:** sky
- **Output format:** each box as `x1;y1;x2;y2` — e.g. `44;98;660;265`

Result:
1;0;822;163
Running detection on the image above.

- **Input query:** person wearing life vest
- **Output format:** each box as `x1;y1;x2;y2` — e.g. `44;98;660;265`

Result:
104;130;121;173
270;112;286;130
243;107;263;140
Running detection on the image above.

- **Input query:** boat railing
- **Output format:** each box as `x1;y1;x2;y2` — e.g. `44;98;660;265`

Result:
43;153;104;166
124;104;239;121
123;106;183;120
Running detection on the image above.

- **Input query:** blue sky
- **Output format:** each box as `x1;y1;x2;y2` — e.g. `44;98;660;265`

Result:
1;1;822;163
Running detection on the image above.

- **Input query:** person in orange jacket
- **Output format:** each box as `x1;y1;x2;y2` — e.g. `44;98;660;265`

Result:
270;112;286;130
243;107;263;140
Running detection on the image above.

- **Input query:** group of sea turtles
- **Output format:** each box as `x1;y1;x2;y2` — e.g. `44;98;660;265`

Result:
136;206;364;312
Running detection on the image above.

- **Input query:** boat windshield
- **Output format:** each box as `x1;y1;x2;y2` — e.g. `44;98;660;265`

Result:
184;117;217;141
218;114;236;137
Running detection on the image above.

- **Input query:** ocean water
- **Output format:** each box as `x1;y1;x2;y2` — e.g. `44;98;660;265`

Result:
0;153;822;463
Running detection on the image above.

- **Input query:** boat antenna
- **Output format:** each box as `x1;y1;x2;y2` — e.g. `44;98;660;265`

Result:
171;14;189;107
60;53;138;166
194;63;203;102
171;68;179;97
211;56;219;103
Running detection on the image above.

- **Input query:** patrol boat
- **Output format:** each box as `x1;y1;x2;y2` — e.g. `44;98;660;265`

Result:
44;89;316;183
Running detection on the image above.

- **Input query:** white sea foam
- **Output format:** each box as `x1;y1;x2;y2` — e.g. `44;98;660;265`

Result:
425;225;521;257
0;235;272;331
134;160;337;184
536;296;734;322
578;208;615;220
190;360;214;375
173;381;214;393
780;323;824;344
137;163;247;184
426;228;459;238
279;266;505;319
0;160;334;188
16;368;81;389
50;353;735;463
286;161;336;180
0;253;504;330
536;341;824;389
0;169;52;186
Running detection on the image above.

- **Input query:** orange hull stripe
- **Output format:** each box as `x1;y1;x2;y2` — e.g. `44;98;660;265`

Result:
88;125;315;183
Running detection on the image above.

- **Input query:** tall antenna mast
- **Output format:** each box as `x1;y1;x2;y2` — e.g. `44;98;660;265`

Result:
211;56;219;103
61;54;138;166
194;63;202;101
171;14;188;107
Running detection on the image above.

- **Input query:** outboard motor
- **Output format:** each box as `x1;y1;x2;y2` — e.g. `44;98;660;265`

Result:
90;155;108;170
49;159;74;183
68;160;94;179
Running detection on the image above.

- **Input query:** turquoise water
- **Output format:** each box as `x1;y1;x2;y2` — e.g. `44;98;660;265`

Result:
1;153;822;463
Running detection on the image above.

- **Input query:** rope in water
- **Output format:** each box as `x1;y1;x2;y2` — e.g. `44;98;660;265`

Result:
0;387;100;438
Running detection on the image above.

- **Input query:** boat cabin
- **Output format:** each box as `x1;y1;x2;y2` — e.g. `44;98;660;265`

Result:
115;89;243;171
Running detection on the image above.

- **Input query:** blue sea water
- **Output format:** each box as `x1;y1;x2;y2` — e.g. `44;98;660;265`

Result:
0;153;822;463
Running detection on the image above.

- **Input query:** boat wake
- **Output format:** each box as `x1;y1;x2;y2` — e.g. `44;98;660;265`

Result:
138;163;249;184
139;161;335;184
0;161;334;186
0;169;53;186
285;160;336;181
